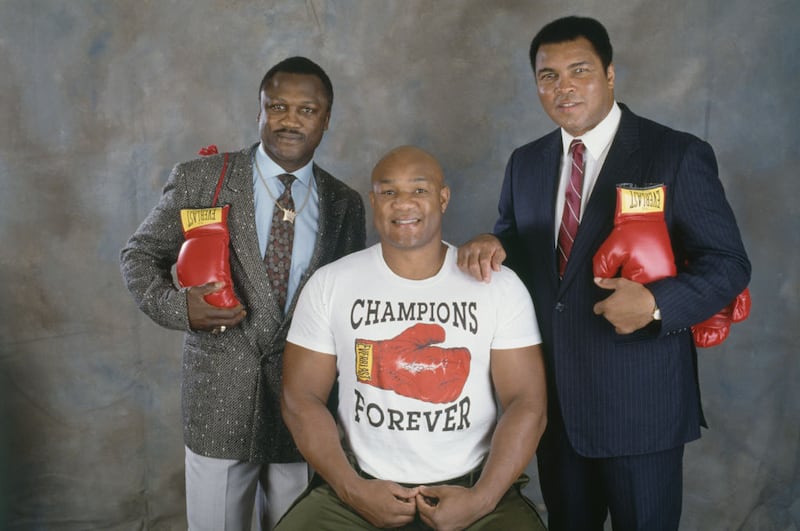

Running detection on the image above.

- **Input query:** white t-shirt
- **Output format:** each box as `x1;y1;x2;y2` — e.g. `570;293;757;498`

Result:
287;242;541;484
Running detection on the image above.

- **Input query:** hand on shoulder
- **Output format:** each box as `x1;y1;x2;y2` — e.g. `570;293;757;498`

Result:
457;234;506;283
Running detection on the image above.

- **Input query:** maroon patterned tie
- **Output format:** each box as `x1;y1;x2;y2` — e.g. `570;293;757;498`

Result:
557;139;585;278
265;173;296;311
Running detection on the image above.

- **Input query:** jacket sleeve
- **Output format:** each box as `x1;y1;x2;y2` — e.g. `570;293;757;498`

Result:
493;148;524;273
648;138;751;334
120;162;192;331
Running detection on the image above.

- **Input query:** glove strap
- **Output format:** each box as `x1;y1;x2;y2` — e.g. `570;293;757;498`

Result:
211;153;230;207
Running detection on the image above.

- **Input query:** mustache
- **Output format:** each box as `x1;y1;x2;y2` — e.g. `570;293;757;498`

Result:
274;128;304;136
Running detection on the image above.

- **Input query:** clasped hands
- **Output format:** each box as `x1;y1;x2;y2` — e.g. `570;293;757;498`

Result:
343;476;492;531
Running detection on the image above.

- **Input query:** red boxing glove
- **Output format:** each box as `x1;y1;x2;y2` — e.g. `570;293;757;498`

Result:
593;184;676;284
691;305;733;347
692;288;751;348
355;323;471;404
176;205;240;308
731;287;752;323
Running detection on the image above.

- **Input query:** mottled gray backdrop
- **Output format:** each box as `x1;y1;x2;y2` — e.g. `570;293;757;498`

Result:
0;1;797;529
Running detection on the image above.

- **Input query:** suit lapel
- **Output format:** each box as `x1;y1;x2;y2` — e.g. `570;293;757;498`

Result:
309;165;349;267
533;133;563;294
559;107;641;292
223;144;286;325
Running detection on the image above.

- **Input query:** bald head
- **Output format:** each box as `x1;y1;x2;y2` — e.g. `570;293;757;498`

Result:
371;145;445;188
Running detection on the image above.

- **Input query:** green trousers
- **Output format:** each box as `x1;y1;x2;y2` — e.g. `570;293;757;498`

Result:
275;473;546;530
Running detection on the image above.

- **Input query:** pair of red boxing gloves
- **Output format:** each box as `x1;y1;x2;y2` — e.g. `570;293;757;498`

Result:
593;184;750;347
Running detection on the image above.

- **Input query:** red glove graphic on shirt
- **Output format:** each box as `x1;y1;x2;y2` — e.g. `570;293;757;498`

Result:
355;323;471;404
176;205;241;308
593;184;676;283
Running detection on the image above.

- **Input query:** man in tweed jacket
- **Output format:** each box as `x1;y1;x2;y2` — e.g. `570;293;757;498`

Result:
120;57;366;530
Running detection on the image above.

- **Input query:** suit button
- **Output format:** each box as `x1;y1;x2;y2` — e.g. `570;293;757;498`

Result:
555;302;565;312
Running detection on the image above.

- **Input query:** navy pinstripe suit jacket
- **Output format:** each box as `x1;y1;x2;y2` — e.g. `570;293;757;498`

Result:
495;104;750;458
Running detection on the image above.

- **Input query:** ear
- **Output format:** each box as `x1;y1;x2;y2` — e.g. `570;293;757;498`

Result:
606;63;615;90
439;186;451;213
323;109;331;131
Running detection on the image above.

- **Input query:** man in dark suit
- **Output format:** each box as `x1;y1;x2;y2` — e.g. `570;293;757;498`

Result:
121;56;366;530
458;16;750;531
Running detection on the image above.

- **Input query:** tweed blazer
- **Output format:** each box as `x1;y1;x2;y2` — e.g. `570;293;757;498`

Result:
495;104;751;457
121;143;366;462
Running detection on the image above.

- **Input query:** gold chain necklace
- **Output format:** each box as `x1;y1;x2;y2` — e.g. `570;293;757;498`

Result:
253;153;311;224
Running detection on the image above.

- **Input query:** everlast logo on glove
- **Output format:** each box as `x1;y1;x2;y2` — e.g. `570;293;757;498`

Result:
620;185;664;212
180;207;225;231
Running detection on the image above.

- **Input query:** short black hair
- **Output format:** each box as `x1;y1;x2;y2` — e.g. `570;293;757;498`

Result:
258;56;334;109
529;16;613;73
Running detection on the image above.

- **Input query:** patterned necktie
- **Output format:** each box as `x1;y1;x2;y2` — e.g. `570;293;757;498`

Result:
265;173;296;311
557;139;585;278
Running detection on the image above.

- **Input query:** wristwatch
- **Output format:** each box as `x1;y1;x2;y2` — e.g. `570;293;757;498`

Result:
652;305;662;321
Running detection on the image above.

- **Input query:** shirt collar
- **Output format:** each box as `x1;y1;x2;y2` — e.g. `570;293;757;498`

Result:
255;142;314;186
560;101;621;159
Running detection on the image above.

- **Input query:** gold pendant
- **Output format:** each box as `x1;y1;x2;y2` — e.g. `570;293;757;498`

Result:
282;208;296;223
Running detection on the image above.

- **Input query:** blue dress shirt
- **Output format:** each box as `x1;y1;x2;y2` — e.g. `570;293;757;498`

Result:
253;144;320;312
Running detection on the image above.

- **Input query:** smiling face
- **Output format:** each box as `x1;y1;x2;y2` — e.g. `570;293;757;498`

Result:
534;36;615;137
258;72;330;173
369;146;450;253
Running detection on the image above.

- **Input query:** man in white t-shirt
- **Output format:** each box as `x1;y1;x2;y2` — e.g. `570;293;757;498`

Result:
276;146;547;530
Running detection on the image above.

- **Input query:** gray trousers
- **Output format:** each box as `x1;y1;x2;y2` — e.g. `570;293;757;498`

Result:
185;446;308;530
